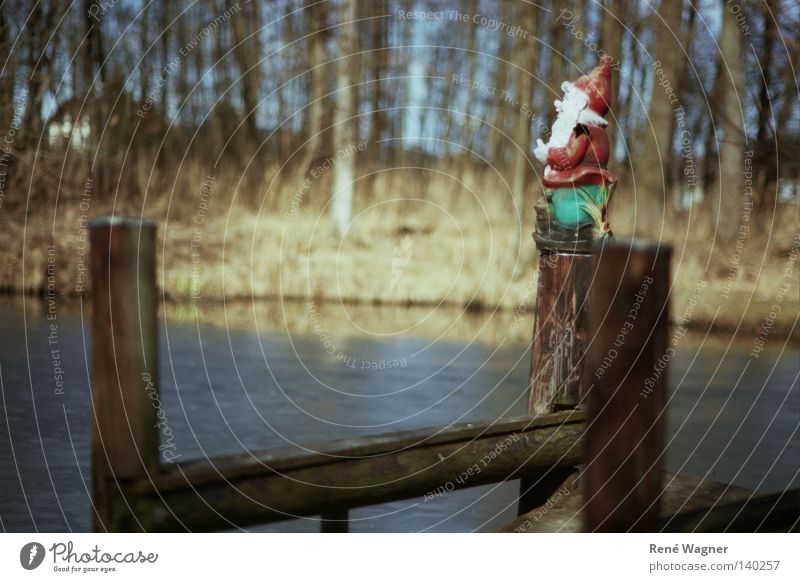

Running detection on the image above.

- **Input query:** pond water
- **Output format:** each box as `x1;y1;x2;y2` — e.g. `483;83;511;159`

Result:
0;297;797;532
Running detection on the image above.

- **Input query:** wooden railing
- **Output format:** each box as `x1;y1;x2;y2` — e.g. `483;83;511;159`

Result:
89;216;798;533
90;217;597;532
124;412;585;531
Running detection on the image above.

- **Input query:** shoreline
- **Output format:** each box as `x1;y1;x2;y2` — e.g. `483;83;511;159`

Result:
4;289;797;344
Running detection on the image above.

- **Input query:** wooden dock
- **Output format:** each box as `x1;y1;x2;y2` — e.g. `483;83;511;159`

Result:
501;473;798;533
88;217;799;532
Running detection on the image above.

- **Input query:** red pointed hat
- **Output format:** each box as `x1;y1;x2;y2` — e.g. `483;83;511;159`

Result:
572;56;612;117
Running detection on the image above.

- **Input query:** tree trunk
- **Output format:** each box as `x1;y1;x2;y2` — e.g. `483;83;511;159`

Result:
231;0;261;150
331;0;358;236
635;0;683;233
0;6;13;134
394;0;412;168
511;2;538;273
570;0;586;71
138;8;150;104
489;0;513;163
545;0;565;130
83;0;106;194
211;0;231;154
754;0;777;207
159;1;170;115
599;0;625;171
305;0;331;169
673;5;696;191
367;0;387;172
441;43;460;158
712;0;747;238
702;51;723;193
461;0;480;152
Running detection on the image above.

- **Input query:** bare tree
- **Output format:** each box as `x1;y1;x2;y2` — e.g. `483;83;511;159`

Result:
599;0;625;171
711;0;747;238
441;41;461;157
231;0;262;149
510;1;538;270
304;0;332;170
754;0;778;204
569;0;586;71
702;49;723;193
331;0;358;236
636;0;683;233
461;0;480;152
394;0;413;168
544;0;566;129
0;0;792;231
489;0;513;163
0;6;13;137
367;0;387;170
773;5;799;166
209;0;233;153
159;1;171;115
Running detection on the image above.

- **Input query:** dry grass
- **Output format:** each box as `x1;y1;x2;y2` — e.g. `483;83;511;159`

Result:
3;160;797;338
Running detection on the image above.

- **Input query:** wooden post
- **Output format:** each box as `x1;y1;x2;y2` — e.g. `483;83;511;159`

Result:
521;231;595;515
528;245;594;414
581;240;671;532
90;217;160;531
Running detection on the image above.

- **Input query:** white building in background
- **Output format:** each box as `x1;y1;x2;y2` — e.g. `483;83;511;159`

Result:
778;178;799;204
46;98;92;150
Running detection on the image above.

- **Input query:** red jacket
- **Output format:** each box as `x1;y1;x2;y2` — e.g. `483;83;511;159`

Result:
543;124;616;189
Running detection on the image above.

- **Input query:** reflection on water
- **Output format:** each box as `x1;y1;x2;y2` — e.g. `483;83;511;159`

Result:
166;297;537;347
1;296;798;532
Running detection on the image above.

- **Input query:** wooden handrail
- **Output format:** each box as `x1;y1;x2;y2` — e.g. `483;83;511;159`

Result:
89;216;791;533
123;412;584;532
150;412;583;490
89;216;585;532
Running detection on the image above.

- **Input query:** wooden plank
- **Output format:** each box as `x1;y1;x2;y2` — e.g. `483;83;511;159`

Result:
529;250;593;413
581;240;672;532
147;411;584;489
90;217;160;532
500;474;799;533
121;412;585;531
659;477;799;533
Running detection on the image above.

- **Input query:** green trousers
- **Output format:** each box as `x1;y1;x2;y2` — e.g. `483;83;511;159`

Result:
545;184;610;230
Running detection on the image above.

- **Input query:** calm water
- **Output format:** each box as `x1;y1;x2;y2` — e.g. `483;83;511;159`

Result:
1;297;797;532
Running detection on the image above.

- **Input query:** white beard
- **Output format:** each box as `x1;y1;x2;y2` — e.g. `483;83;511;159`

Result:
533;83;607;165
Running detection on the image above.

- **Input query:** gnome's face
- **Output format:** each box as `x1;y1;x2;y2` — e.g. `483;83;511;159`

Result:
544;83;591;150
553;81;607;130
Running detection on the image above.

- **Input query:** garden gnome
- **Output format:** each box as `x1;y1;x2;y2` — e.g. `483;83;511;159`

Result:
533;56;617;241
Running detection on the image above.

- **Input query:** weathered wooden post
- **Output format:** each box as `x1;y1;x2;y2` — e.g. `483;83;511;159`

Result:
527;56;617;414
519;57;617;514
581;240;671;532
528;241;594;412
90;217;160;531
